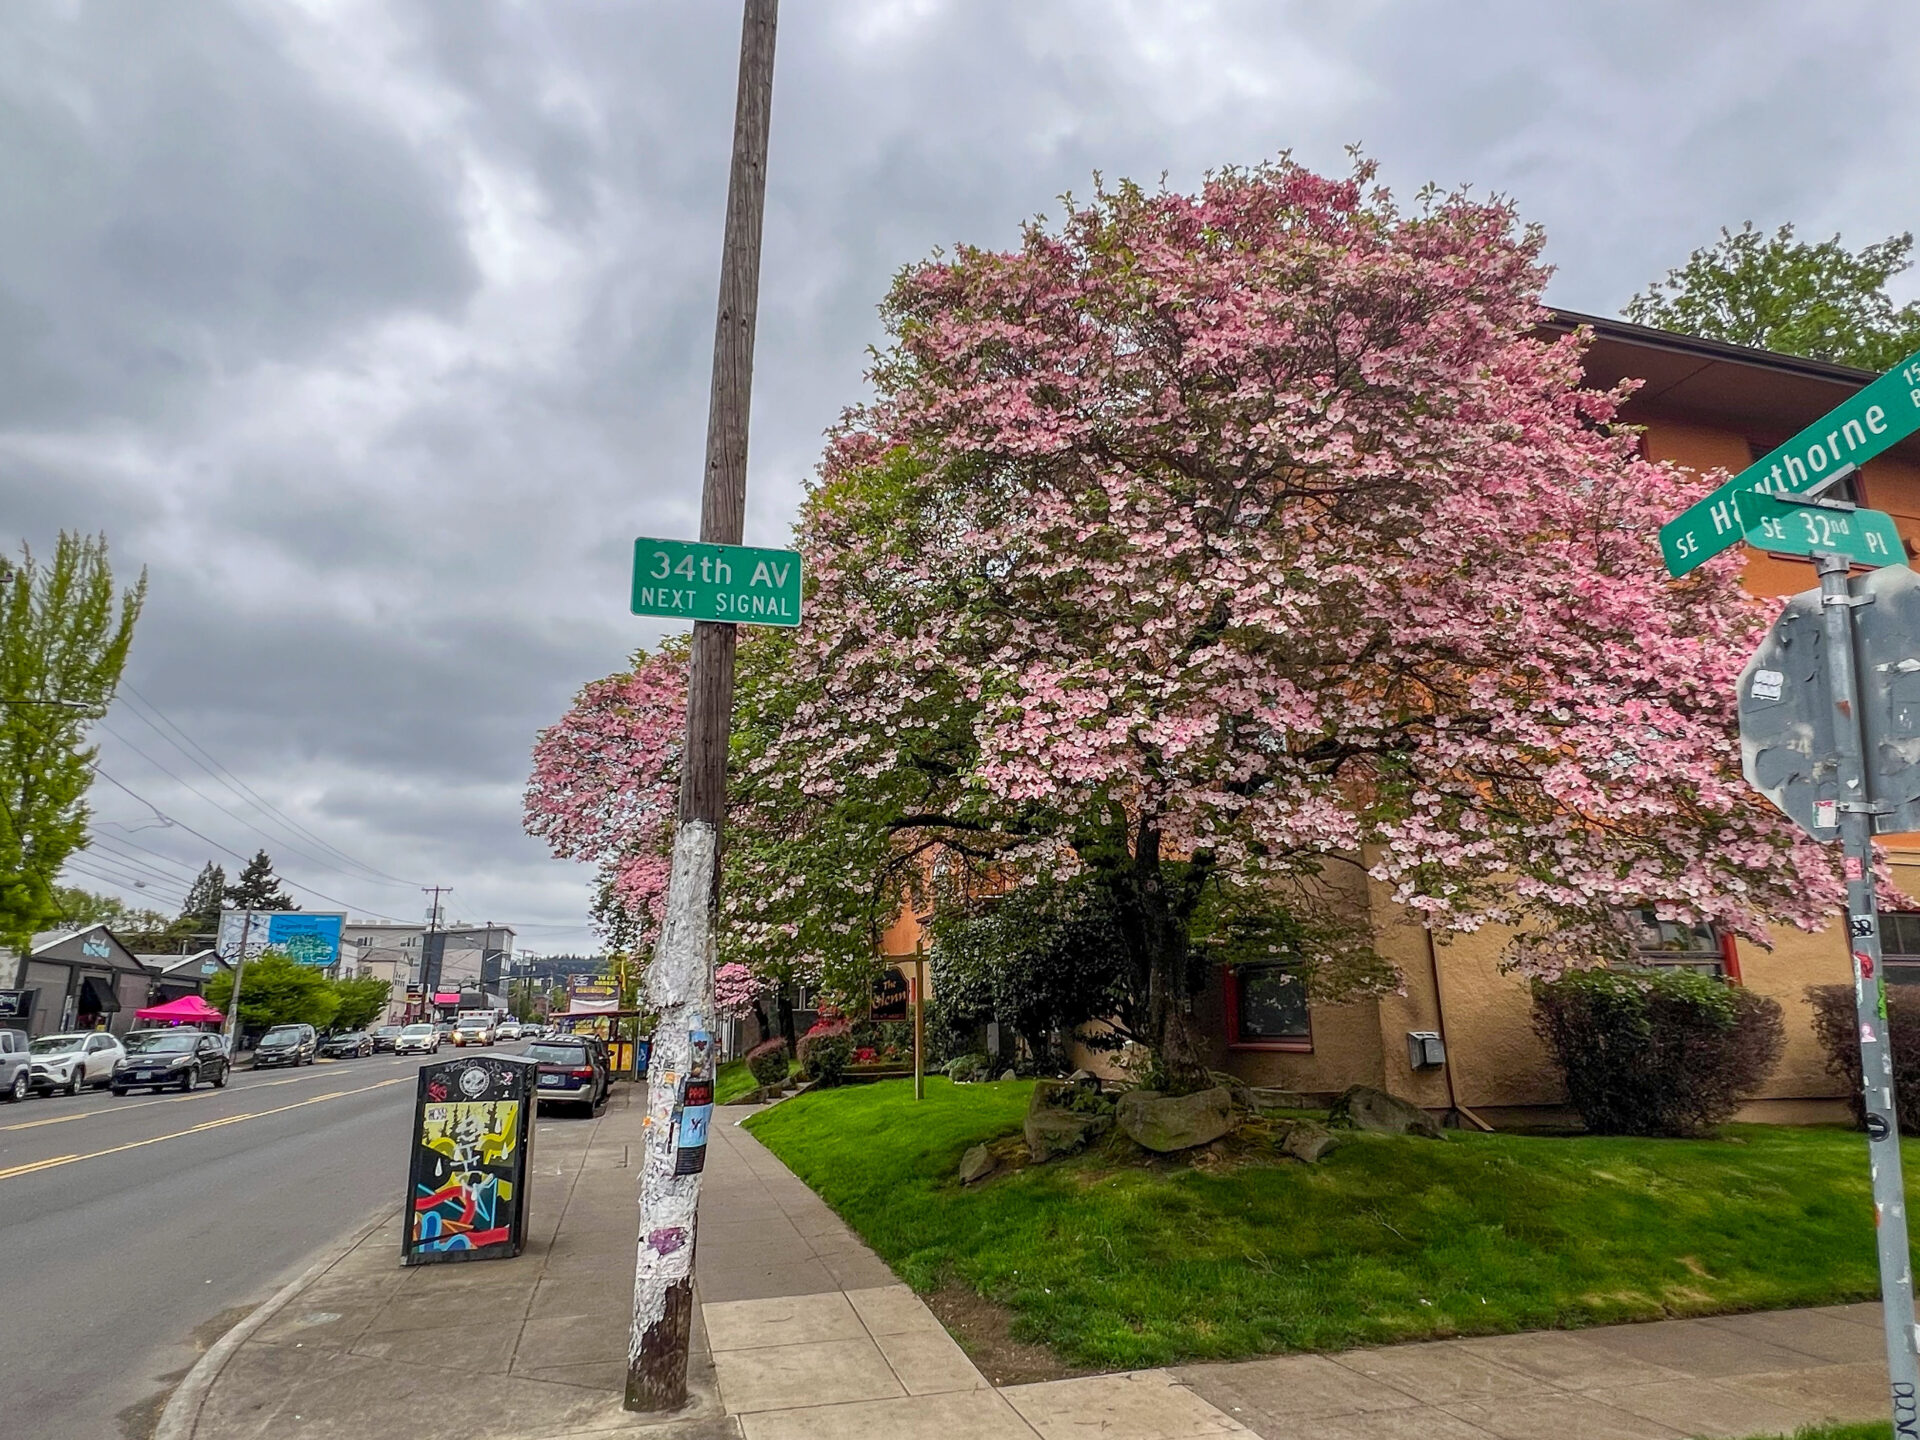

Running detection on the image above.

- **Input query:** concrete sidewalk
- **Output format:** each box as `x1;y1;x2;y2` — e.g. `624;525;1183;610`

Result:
164;1081;1894;1440
160;1083;729;1440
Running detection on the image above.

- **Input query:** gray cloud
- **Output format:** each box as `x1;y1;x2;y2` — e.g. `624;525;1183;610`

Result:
10;0;1918;948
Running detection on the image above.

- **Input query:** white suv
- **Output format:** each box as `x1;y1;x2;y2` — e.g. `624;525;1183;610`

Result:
394;1022;441;1055
29;1032;125;1095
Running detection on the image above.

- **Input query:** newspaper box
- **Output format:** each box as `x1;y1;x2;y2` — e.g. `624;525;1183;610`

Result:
402;1053;537;1266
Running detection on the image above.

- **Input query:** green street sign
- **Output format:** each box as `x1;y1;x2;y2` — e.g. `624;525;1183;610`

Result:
1660;348;1920;577
1742;493;1905;569
630;537;803;626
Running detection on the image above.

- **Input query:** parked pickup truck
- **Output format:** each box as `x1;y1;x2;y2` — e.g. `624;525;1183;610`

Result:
0;1028;29;1102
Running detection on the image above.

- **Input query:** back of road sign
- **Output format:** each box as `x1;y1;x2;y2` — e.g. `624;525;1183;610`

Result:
1739;589;1839;842
1854;564;1920;834
1739;563;1920;839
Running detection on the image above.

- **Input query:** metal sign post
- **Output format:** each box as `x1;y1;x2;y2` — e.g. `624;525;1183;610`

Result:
1813;550;1920;1431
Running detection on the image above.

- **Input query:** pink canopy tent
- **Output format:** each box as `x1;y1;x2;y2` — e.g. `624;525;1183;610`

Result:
133;993;224;1024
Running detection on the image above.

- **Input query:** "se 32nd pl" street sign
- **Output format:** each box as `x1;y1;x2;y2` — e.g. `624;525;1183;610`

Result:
630;537;803;626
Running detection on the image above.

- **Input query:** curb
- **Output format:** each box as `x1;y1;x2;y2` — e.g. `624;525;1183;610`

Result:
153;1205;397;1440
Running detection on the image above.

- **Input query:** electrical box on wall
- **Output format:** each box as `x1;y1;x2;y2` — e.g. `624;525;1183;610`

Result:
1406;1031;1445;1070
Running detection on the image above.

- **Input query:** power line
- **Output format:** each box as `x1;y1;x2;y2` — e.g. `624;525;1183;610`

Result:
61;858;185;909
82;838;195;888
89;765;409;921
98;719;418;893
116;683;425;888
86;832;198;877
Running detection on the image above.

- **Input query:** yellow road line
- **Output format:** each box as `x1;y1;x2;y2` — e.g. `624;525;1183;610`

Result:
0;1057;420;1133
0;1076;413;1184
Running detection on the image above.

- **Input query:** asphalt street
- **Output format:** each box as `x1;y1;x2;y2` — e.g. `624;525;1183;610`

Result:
0;1043;528;1440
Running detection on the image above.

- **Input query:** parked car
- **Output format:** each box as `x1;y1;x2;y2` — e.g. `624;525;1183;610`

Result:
319;1031;373;1059
112;1029;230;1093
451;1015;494;1047
394;1022;441;1056
0;1028;30;1102
252;1024;318;1068
528;1036;610;1114
370;1025;403;1054
494;1020;522;1042
28;1032;125;1095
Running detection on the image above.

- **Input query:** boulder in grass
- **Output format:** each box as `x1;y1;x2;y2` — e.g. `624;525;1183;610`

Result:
1024;1080;1111;1161
1327;1085;1445;1139
957;1143;999;1185
1116;1087;1233;1153
1280;1120;1340;1163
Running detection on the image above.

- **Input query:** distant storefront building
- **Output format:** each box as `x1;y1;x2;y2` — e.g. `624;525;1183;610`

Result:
14;926;152;1037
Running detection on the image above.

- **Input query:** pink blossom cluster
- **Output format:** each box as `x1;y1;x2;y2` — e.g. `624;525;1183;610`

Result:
713;961;768;1019
523;647;686;938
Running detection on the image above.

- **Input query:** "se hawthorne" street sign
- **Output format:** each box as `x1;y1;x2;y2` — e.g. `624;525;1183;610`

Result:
1660;348;1920;577
630;537;803;626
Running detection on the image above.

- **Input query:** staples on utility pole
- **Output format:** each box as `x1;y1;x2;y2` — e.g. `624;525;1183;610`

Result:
625;0;778;1413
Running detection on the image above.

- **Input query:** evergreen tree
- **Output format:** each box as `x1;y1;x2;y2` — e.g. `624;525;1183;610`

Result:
1626;223;1920;371
223;850;297;911
0;533;145;949
177;861;226;934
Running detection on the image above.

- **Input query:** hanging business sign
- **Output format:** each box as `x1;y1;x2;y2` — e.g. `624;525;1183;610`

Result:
566;976;620;1014
403;1054;538;1266
870;966;910;1023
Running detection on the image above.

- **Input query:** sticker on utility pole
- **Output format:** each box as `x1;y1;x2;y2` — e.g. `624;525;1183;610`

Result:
672;1077;714;1176
1750;669;1785;702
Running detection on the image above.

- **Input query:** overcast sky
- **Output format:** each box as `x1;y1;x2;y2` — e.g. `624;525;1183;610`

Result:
12;0;1918;952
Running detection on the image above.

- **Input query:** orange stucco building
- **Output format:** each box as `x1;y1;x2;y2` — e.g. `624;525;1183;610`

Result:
880;314;1920;1126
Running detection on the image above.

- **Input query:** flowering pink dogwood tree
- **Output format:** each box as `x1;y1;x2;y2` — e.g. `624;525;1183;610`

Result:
739;159;1843;1090
525;644;686;953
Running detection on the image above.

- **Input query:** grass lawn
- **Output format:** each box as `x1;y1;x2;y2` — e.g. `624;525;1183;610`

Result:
1752;1428;1887;1440
745;1077;1909;1372
714;1057;759;1106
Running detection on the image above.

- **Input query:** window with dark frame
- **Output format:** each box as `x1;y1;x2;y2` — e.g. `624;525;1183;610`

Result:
1613;907;1726;977
1880;912;1920;985
1227;962;1311;1047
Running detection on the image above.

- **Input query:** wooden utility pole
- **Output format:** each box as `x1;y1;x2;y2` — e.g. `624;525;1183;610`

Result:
626;0;778;1412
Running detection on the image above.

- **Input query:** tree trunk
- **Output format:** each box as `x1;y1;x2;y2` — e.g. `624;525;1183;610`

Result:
1129;822;1213;1094
777;986;797;1057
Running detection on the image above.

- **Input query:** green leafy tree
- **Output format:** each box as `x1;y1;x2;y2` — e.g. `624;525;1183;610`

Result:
330;975;392;1031
223;849;297;911
1626;223;1920;370
50;884;174;949
204;949;338;1031
175;861;225;939
0;533;145;949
